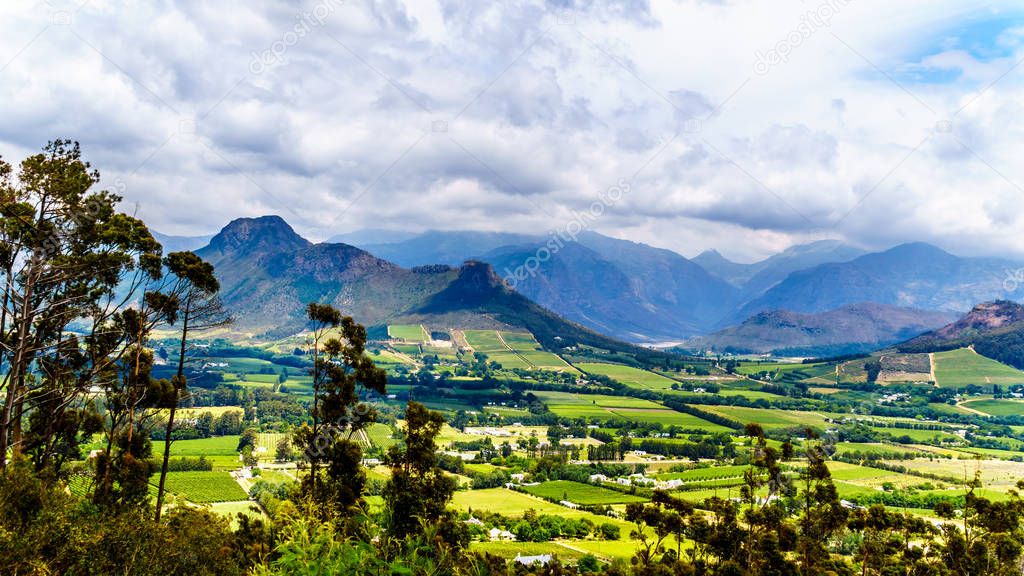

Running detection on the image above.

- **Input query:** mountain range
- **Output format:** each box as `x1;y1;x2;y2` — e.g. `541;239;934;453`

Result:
190;216;641;355
332;229;1023;343
693;239;866;296
159;217;1024;354
733;242;1024;323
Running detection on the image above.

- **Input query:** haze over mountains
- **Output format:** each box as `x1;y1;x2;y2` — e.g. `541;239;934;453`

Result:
693;240;866;292
164;217;1024;353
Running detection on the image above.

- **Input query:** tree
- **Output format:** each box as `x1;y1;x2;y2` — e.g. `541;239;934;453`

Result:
238;428;259;452
93;300;178;509
155;250;230;521
292;304;386;519
0;140;164;470
276;436;294;462
794;430;847;575
864;360;882;383
382;401;458;540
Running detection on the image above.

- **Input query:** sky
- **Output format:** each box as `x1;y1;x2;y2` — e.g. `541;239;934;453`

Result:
2;1;1024;263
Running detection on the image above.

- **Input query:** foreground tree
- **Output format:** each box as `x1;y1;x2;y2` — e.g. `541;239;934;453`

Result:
154;251;230;521
794;430;847;575
292;303;387;519
92;301;177;509
382;401;465;561
0;140;163;468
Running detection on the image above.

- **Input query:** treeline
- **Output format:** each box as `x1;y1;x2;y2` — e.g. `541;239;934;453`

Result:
150;409;245;440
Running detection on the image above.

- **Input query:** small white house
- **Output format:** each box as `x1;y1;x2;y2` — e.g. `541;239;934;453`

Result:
489;528;516;541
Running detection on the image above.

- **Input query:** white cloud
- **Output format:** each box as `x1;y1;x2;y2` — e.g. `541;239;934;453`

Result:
0;0;1023;261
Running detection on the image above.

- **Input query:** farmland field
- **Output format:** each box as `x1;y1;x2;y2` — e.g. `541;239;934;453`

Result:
834;442;923;457
256;433;289;460
889;458;1024;488
388;324;429;342
533;391;664;409
654;465;750;482
463;330;506;352
171;406;245;419
539;392;730;431
868;426;963;443
577;362;678;390
469;542;586;562
521;480;647;505
605;408;733;431
699;406;831;430
208;500;264;528
960;398;1024;417
933;348;1024;389
463;330;577;373
158;435;241;470
366;423;399;450
451;488;571;516
155;471;248;503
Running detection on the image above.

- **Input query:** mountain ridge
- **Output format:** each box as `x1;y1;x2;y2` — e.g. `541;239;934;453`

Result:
190;216;655;355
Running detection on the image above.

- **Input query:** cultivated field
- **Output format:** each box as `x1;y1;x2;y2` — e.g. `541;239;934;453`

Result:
537;392;731;432
388;324;429;342
576;362;678;390
155;471;248;503
933;348;1024;389
521;480;647;505
960;397;1024;417
157;435;242;470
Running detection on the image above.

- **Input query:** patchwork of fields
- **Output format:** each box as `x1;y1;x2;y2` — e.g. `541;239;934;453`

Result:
127;325;1024;565
464;330;578;372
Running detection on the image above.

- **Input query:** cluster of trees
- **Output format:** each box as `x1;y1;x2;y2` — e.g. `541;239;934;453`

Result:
465;509;620;543
150;409;244;440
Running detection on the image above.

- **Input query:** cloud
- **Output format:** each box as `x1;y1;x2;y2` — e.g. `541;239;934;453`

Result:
0;0;1023;262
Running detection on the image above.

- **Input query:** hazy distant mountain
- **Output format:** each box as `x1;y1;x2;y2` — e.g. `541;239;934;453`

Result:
341;229;738;341
152;231;214;253
691;250;752;286
194;216;641;353
899;301;1024;370
734;242;1024;322
193;220;1024;351
355;230;538;268
481;232;739;341
693;240;865;294
688;303;957;357
326;229;418;246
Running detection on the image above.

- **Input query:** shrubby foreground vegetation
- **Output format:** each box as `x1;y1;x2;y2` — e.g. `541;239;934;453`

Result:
2;142;1024;575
